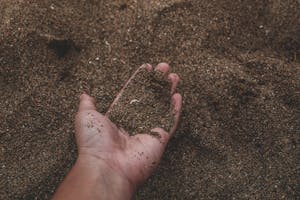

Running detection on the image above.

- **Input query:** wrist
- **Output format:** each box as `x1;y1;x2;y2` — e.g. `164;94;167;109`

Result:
76;154;136;199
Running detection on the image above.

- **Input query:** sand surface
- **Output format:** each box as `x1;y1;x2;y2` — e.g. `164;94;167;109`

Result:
0;0;299;199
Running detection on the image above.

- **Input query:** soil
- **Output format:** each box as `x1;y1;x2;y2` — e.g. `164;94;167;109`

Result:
0;0;299;199
107;68;173;135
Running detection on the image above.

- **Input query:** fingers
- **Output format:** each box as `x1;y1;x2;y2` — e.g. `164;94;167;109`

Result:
168;73;180;94
155;63;180;94
155;62;170;75
141;63;153;71
154;63;182;137
78;93;97;112
150;127;170;144
170;93;182;135
147;93;182;148
158;63;181;135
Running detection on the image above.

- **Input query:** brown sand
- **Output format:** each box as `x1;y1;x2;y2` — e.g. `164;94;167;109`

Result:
0;0;299;199
108;68;173;135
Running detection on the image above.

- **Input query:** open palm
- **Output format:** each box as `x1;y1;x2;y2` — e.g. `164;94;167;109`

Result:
74;64;182;187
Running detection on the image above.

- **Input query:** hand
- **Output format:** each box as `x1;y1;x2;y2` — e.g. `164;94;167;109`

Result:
53;63;182;200
75;65;182;188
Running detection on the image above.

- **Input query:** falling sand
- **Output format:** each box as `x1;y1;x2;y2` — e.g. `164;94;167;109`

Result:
107;67;174;135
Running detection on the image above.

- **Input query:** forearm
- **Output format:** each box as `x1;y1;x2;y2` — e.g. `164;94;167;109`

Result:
52;155;135;200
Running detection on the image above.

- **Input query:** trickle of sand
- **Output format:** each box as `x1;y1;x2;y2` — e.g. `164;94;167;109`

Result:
108;68;174;135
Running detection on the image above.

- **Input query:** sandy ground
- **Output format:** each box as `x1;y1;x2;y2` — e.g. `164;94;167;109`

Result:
0;0;299;199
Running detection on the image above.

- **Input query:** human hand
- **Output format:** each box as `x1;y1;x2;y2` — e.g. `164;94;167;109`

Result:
75;63;182;189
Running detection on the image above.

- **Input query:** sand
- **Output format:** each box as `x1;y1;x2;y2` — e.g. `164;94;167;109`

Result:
107;68;173;135
0;0;299;199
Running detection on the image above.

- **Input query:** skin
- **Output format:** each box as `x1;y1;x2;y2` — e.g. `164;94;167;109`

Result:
52;63;182;200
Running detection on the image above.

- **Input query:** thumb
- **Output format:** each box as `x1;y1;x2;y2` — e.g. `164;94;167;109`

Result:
75;93;97;141
78;93;97;112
